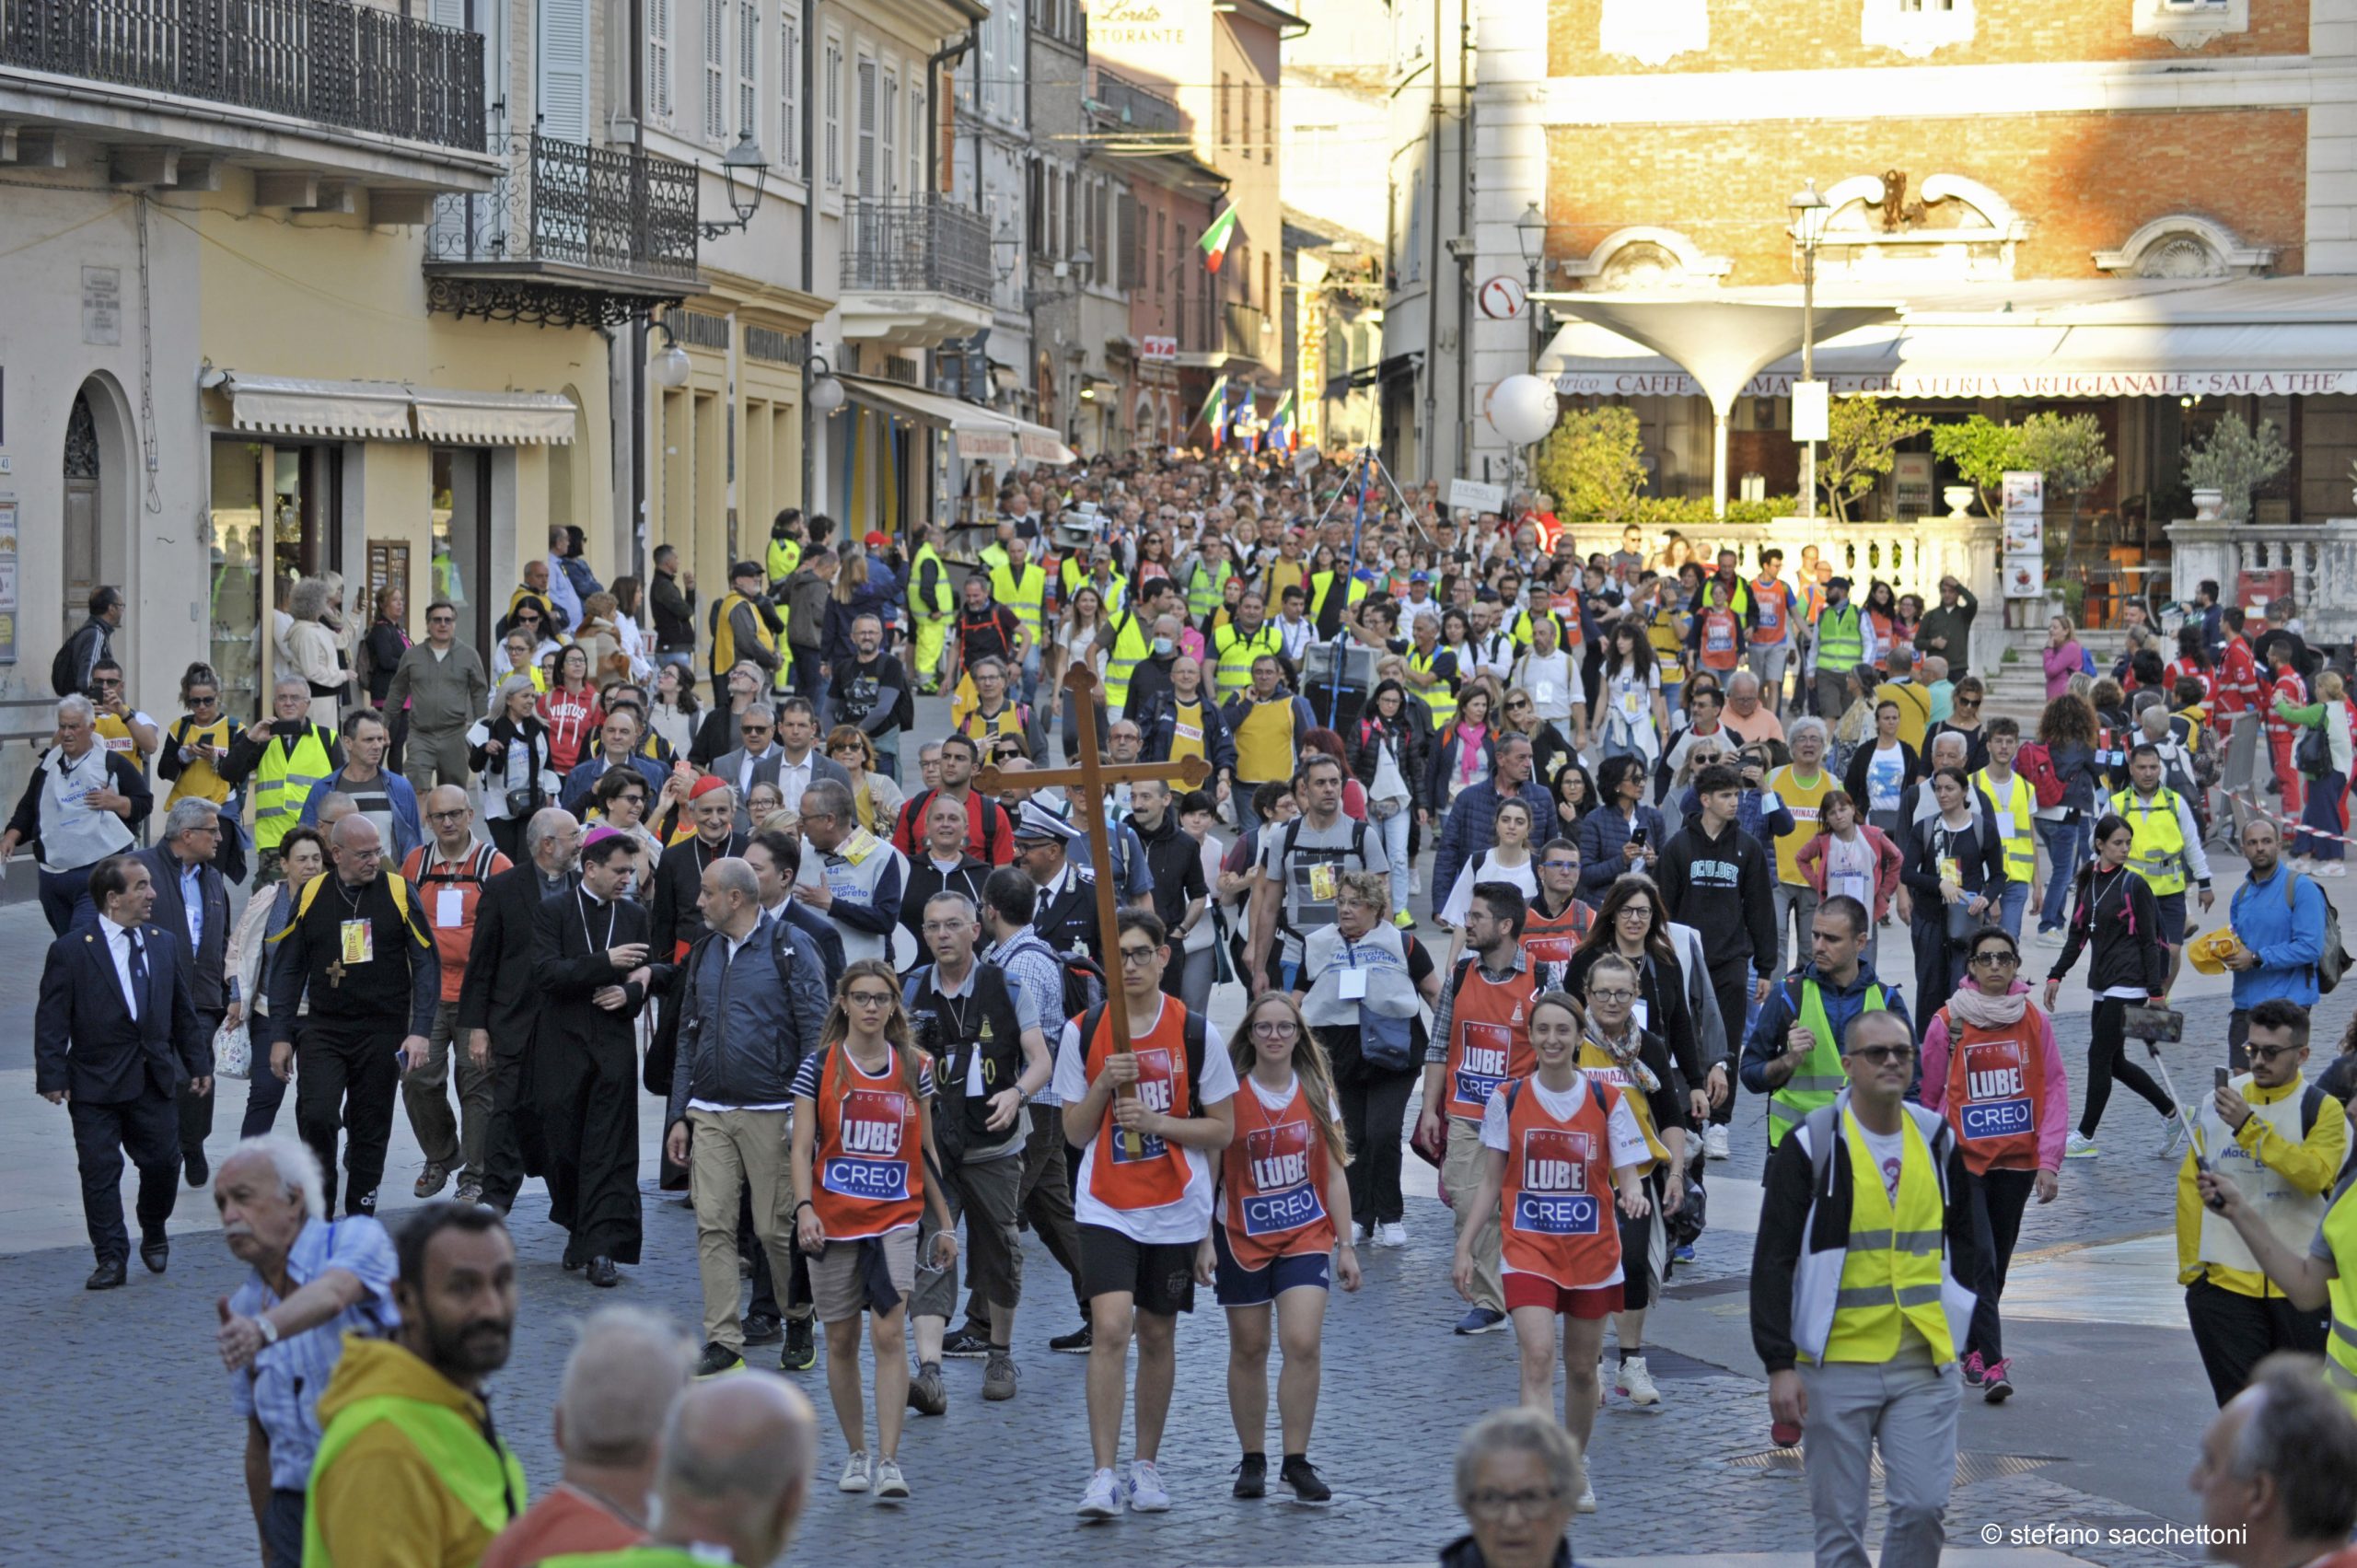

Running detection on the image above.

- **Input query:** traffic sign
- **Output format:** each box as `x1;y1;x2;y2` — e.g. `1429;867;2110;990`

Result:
1477;275;1527;320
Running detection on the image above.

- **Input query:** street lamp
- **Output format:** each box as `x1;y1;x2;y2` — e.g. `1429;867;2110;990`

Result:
1514;202;1547;367
806;354;844;414
699;130;771;239
1788;178;1829;520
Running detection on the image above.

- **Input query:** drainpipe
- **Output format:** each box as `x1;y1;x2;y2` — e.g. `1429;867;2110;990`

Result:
629;0;648;580
1422;0;1441;482
802;0;822;517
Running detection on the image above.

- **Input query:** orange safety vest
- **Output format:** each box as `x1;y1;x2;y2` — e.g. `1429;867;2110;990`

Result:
1443;959;1538;1121
810;1046;927;1239
1750;577;1789;645
1085;1000;1197;1211
1936;1005;2048;1175
1700;607;1741;671
401;842;507;1005
1518;899;1592;990
1498;1074;1627;1290
1220;1076;1337;1269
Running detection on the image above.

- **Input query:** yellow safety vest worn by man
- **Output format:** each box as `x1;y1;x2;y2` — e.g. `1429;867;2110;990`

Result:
1100;609;1155;714
989;558;1048;651
1971;767;2037;888
1408;645;1457;727
2111;784;2200;897
710;590;777;680
1214;621;1283;701
1184;557;1234;621
764;533;803;597
909;540;954;691
1765;972;1895;1147
2320;1183;2357;1414
1815;1105;1967;1365
1816;602;1868;678
303;1335;527;1568
252;723;340;854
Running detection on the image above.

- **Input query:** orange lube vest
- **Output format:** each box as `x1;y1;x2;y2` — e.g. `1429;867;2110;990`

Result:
1444;961;1538;1121
1221;1077;1337;1269
1700;607;1741;670
1086;1001;1196;1211
812;1048;927;1238
1936;1006;2046;1175
1519;900;1592;983
401;842;501;1005
1751;578;1788;645
1499;1074;1627;1289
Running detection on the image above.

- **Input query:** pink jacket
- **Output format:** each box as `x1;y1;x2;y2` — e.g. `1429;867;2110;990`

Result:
2042;641;2084;701
1918;985;2070;1172
1794;824;1904;921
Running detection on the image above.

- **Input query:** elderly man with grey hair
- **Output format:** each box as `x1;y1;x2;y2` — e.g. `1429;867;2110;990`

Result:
136;796;235;1186
1442;1406;1584;1568
481;1307;695;1567
630;1375;819;1567
2189;1354;2357;1568
2;691;149;933
213;1132;398;1568
790;778;906;969
1720;668;1785;750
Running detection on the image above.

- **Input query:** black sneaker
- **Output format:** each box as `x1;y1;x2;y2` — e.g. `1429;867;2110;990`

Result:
1281;1456;1331;1504
1232;1454;1267;1499
694;1342;744;1379
940;1324;991;1359
1049;1321;1094;1354
742;1312;784;1346
782;1316;816;1371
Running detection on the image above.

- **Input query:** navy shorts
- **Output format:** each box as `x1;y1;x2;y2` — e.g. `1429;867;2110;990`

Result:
1211;1222;1331;1307
2155;889;2188;948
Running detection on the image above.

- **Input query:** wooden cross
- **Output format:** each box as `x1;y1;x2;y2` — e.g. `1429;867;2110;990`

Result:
976;664;1213;1156
325;956;346;989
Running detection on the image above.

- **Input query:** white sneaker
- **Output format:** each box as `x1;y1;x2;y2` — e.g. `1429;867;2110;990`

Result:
1376;1221;1409;1249
1075;1468;1122;1519
2032;927;2066;947
1703;1124;1731;1161
839;1451;872;1493
2325;864;2349;878
1616;1355;1663;1407
1129;1459;1173;1512
1576;1477;1598;1514
2065;1132;2099;1159
2159;1115;2189;1160
873;1458;910;1501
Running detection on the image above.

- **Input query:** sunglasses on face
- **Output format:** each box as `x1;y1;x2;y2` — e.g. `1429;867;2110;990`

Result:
1968;950;2019;968
1848;1045;1915;1066
2248;1043;2304;1064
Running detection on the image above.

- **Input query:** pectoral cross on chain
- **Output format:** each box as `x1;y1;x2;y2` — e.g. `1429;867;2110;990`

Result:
325;956;347;989
976;664;1213;1157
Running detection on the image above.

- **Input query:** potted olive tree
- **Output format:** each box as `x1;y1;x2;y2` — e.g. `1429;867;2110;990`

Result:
2183;413;2291;522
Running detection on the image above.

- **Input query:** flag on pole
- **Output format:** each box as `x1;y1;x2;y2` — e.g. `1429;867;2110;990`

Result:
1267;389;1296;451
1197;376;1229;447
1198;206;1240;273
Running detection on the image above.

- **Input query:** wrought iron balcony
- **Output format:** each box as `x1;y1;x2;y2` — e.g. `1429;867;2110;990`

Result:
843;198;993;307
424;133;700;327
1089;67;1183;136
1224;299;1268;358
1;0;484;151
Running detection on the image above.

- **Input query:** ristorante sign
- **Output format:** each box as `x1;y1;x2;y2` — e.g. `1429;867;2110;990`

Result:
1552;370;2357;399
1094;0;1189;46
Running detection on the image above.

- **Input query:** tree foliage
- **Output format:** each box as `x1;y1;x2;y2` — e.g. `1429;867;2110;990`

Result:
1536;406;1648;524
1927;415;2018;517
2184;414;2292;520
1820;401;1930;523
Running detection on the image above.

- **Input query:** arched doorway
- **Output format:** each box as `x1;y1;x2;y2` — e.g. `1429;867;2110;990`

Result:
62;390;100;634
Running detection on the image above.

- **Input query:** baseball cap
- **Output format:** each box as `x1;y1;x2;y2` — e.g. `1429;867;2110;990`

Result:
729;560;763;581
865;530;888;550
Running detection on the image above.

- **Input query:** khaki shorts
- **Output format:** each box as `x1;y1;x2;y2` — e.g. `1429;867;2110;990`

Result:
807;1225;920;1323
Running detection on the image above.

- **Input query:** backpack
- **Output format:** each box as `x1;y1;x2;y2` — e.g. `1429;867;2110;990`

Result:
2297;720;2332;781
2288;870;2351;995
2081;645;2098;678
2014;740;2066;810
1062;952;1109;1018
901;787;1003;863
1075;997;1207;1117
404;840;502;890
1272;814;1374;938
658;917;806;1095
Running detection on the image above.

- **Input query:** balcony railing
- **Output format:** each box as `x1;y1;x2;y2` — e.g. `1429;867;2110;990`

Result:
425;133;699;285
1;0;485;151
1090;66;1183;135
1223;299;1267;358
843;198;992;306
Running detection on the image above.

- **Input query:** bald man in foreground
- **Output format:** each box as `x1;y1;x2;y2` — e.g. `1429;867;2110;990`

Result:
547;1373;818;1568
482;1306;695;1568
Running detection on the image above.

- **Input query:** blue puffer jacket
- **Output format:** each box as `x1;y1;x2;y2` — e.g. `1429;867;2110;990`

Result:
1576;801;1668;902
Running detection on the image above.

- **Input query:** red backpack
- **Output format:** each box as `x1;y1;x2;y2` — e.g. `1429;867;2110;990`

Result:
2014;740;2066;810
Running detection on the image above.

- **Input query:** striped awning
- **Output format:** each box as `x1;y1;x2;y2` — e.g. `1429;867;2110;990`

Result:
220;375;575;444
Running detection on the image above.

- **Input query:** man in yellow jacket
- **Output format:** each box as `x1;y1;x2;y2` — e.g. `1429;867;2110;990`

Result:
305;1204;525;1568
2178;999;2347;1406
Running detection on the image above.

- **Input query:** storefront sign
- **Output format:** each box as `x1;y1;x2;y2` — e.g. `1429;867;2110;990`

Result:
1140;335;1178;363
1092;0;1187;47
1791;379;1829;442
0;495;19;663
958;428;1016;463
2002;470;2044;600
1553;369;2357;400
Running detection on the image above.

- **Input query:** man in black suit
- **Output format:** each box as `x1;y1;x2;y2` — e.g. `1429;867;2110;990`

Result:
136;798;234;1188
646;780;748;1110
455;806;582;1214
532;827;667;1285
35;854;209;1289
1013;802;1103;965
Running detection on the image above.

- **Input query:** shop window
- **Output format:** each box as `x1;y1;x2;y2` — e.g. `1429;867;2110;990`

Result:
1861;0;1974;56
208;439;340;721
430;447;492;658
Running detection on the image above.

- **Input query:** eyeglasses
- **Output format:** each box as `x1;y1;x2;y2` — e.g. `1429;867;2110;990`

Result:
1465;1487;1566;1520
1250;1019;1299;1039
1587;987;1635;1003
615;794;646;808
1117;945;1160;966
845;991;896;1008
428;807;471;822
921;920;974;935
1968;951;2019;969
428;614;456;626
1847;1044;1915;1066
1541;859;1579;871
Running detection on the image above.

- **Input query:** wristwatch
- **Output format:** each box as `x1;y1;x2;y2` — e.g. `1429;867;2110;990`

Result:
256;1315;281;1347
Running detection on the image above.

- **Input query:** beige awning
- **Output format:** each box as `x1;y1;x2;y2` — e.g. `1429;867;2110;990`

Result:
225;375;413;440
842;377;1076;466
409;388;577;446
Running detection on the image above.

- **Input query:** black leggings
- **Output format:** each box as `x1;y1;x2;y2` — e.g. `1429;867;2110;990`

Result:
1322;1027;1418;1226
2080;996;2175;1139
1961;1166;2038;1361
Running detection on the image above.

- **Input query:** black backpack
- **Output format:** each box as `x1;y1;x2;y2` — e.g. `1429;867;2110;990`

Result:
1076;997;1207;1116
1272;815;1374;938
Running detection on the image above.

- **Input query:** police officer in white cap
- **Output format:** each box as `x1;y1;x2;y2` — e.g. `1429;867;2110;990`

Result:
1013;803;1103;966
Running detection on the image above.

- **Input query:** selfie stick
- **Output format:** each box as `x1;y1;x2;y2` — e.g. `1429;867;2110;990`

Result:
2127;1007;2217;1198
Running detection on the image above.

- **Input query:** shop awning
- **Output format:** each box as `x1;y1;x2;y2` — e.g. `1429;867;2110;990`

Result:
841;377;1077;466
1537;276;2357;401
409;388;577;445
220;375;575;443
225;375;413;441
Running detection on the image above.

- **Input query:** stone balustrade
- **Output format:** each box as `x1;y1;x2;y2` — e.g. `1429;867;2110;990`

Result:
2165;519;2357;643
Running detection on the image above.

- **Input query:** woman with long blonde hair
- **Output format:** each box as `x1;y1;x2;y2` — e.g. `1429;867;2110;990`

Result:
1196;988;1361;1504
790;958;957;1503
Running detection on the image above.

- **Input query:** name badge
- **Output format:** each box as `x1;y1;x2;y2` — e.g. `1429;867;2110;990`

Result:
1339;967;1368;1000
1631;998;1649;1032
340;920;375;965
1307;862;1338;901
435;889;464;929
1536;680;1556;704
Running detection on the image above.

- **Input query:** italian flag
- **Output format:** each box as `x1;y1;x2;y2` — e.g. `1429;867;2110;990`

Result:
1199;206;1240;273
1197;376;1229;446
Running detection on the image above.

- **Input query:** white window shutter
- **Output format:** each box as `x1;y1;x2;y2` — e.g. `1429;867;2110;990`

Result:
856;57;876;199
881;71;898;199
779;8;799;175
649;0;674;122
538;0;590;142
737;0;759;138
